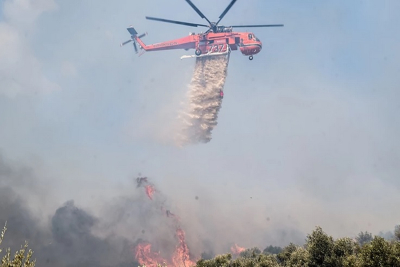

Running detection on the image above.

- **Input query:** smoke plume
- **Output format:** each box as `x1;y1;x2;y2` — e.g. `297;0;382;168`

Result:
0;153;308;266
178;54;230;145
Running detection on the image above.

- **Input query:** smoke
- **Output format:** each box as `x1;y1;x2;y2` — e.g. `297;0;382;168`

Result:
133;177;196;267
0;0;60;97
0;154;142;267
0;154;210;266
177;54;230;145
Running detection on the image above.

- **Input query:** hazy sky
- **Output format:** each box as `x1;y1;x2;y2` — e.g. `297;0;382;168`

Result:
0;0;400;250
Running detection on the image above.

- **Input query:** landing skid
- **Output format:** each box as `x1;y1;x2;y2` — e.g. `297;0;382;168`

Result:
180;47;231;60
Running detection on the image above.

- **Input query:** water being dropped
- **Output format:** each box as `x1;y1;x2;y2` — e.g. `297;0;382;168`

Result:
177;54;230;145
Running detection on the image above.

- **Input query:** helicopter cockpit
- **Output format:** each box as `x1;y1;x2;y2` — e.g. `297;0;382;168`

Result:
248;33;260;41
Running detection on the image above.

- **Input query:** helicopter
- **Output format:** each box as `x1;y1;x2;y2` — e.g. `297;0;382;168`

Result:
121;0;283;60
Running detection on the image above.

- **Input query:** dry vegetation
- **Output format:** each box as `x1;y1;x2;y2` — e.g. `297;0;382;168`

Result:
0;222;35;267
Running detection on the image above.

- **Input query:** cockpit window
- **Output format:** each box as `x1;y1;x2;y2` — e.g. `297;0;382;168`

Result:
248;33;253;40
252;34;260;41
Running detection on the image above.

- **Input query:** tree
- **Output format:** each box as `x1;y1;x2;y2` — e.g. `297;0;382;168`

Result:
306;226;335;267
331;237;359;267
0;222;36;267
196;254;232;267
355;231;372;246
240;247;261;258
395;225;400;241
277;243;297;265
263;245;283;255
359;236;400;267
285;246;309;267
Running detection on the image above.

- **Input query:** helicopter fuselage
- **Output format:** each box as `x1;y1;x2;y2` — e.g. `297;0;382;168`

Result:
134;30;262;58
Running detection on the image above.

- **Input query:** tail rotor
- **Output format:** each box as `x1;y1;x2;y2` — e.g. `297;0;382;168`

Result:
120;26;147;54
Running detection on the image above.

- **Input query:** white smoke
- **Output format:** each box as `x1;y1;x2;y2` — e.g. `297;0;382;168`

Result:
177;54;230;145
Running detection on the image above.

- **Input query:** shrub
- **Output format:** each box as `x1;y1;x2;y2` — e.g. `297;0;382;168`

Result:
0;222;36;267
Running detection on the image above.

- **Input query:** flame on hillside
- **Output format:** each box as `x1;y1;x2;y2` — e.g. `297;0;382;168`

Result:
135;177;196;267
135;243;167;267
145;185;156;200
231;243;246;255
172;228;196;267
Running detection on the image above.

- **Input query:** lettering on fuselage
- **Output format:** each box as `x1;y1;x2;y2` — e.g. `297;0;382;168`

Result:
152;42;178;48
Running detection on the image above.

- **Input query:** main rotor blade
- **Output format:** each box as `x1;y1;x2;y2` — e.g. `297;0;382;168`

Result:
216;0;237;25
146;16;208;27
185;0;212;26
231;24;284;28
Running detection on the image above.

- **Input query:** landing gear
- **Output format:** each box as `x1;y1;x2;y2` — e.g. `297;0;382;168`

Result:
249;55;253;60
195;49;202;56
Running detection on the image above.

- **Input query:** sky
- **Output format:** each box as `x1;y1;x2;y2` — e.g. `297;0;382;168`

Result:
0;0;400;256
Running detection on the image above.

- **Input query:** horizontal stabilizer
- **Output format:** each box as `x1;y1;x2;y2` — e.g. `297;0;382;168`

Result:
127;26;138;36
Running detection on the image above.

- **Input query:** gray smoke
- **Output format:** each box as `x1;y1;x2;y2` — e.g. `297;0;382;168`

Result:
178;54;230;145
0;153;317;265
0;193;138;267
0;154;155;267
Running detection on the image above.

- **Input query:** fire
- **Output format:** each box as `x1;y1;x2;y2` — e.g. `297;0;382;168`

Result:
172;228;195;267
134;176;196;267
134;242;167;267
231;243;246;255
145;185;156;200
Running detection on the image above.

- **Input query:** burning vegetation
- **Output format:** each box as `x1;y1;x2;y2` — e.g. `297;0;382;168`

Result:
135;176;196;267
1;157;399;267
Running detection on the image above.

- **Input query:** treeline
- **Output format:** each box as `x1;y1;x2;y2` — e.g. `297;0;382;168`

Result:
2;221;399;267
197;226;400;267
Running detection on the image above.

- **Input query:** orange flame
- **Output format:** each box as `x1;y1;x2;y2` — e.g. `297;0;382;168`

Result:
172;228;195;267
231;243;246;255
134;242;167;267
135;177;196;267
145;185;156;200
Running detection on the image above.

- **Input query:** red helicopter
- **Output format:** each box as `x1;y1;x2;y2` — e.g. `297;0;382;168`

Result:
121;0;283;60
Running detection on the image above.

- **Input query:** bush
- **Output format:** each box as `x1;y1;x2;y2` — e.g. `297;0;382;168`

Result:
0;222;36;267
355;232;372;246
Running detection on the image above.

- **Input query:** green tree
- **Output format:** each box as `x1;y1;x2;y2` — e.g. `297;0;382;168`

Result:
240;247;261;258
355;232;372;246
306;226;335;267
0;222;36;267
196;254;232;267
277;243;297;265
359;236;399;267
286;246;309;267
331;237;359;267
232;253;279;267
263;245;283;255
395;225;400;241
